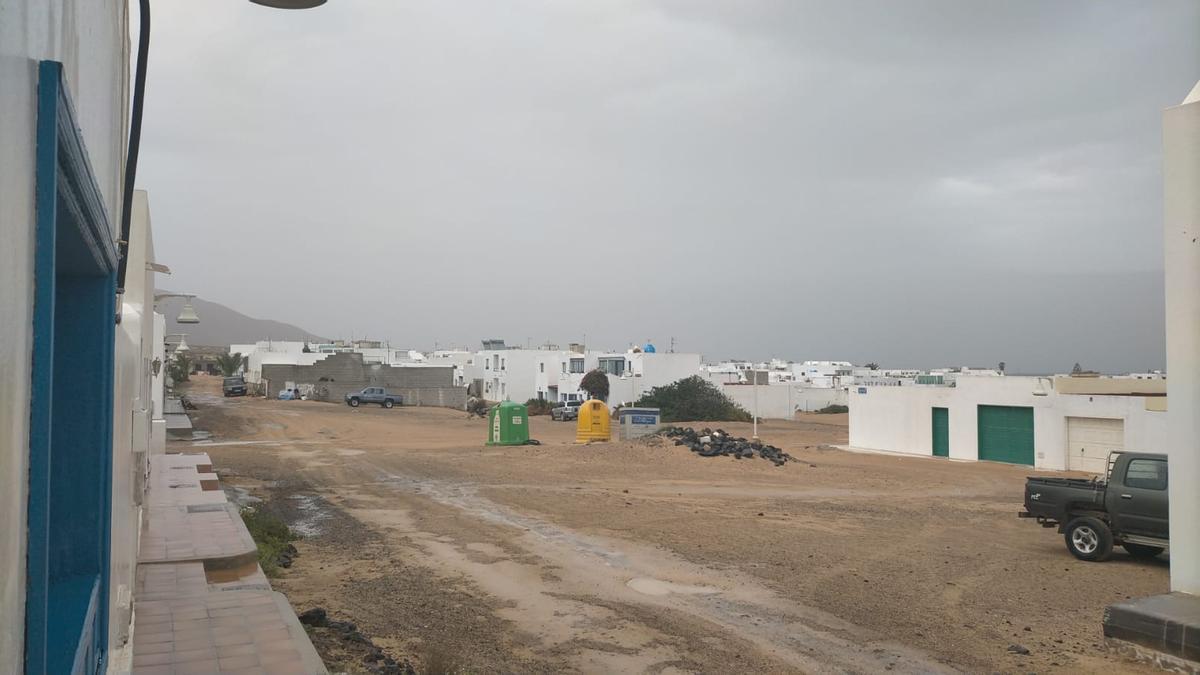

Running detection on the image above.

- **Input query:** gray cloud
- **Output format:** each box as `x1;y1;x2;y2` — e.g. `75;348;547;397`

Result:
139;0;1197;373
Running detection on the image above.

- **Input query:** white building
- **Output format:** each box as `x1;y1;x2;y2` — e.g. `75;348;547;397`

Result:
232;341;328;384
232;339;443;384
467;347;569;402
849;375;1168;472
701;361;752;384
465;342;703;405
1;4;144;670
793;360;854;388
604;351;704;406
427;349;474;387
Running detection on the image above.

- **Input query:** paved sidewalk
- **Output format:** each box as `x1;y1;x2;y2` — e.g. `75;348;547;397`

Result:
122;453;325;674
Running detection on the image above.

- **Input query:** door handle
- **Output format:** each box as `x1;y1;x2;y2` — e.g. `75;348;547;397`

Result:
1120;494;1133;499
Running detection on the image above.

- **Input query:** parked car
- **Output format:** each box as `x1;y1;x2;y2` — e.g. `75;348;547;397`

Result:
345;387;402;409
222;376;247;397
551;400;583;421
1019;451;1168;561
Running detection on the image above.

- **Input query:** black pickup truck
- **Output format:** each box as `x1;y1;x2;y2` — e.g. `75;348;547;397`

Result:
1019;451;1168;561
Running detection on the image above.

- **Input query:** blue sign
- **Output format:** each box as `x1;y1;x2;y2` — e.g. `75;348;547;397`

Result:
629;415;657;425
858;387;867;394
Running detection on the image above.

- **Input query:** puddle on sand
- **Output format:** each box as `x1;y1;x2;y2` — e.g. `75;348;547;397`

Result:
223;485;261;507
626;577;720;597
289;493;333;537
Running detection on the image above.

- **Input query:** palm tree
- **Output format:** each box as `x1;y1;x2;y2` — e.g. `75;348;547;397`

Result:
168;352;192;382
215;352;243;377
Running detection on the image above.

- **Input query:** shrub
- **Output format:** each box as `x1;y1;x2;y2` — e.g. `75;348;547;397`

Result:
466;398;489;418
240;506;297;576
815;403;849;414
524;398;555;415
634;376;752;423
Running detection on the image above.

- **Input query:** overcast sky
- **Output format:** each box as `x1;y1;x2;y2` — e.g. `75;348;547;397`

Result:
140;0;1198;373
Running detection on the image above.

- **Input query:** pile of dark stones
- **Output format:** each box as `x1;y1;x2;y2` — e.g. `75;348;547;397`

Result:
660;426;794;466
276;542;298;569
299;607;416;675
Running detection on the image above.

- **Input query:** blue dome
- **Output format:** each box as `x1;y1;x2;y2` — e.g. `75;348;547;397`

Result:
644;343;657;353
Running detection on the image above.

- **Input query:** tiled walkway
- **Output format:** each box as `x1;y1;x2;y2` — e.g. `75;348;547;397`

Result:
124;453;325;674
131;590;319;674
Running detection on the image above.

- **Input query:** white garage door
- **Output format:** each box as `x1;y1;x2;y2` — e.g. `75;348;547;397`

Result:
1066;417;1124;474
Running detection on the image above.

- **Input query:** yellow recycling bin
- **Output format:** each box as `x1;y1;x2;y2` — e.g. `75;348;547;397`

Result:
575;399;611;443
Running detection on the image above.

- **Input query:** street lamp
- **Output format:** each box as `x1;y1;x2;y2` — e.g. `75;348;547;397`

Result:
249;0;326;7
154;293;201;325
165;334;190;352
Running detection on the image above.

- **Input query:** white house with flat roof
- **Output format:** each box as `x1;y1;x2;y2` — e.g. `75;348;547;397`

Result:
465;343;703;404
849;375;1168;472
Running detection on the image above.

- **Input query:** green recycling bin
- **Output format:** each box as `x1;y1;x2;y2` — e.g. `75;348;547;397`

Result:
486;401;529;446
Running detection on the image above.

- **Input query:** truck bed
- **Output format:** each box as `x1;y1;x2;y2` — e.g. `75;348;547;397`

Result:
1023;476;1105;523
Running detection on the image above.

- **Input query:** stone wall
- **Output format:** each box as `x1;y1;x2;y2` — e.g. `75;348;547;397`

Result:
261;352;466;409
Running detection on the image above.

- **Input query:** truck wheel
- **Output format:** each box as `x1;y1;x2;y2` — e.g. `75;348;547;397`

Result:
383;399;394;409
348;398;360;408
1065;517;1113;561
1122;543;1164;559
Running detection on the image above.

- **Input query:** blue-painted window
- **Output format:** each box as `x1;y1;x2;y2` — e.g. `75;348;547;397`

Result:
26;60;119;675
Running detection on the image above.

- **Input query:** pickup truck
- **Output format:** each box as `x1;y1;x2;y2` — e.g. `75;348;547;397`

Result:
222;376;247;397
1019;451;1168;561
345;387;402;409
551;400;583;421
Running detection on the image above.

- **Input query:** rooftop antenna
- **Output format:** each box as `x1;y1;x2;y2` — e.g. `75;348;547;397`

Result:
670;336;676;353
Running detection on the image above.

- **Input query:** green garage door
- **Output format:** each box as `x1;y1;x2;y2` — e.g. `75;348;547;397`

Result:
977;405;1034;465
932;407;949;457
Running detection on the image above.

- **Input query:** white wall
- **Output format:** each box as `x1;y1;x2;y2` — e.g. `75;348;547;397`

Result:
1164;81;1200;593
241;341;328;383
152;312;167;454
109;190;158;651
0;2;129;669
722;383;847;418
606;353;704;406
466;349;704;404
849;376;1168;470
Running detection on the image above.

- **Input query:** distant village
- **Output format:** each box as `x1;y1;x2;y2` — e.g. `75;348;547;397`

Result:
163;336;1171;475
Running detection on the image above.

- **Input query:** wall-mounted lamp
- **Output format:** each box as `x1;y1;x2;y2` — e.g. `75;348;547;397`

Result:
155;293;201;325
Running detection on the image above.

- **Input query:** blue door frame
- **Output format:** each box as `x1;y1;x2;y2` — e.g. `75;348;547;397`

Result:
26;60;119;675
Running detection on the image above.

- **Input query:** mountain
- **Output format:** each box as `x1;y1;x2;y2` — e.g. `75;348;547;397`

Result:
158;294;327;347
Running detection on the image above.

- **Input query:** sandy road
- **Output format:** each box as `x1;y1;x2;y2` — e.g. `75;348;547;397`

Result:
183;375;1166;673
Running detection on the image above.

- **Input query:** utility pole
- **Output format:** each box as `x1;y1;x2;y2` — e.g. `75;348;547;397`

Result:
752;367;759;441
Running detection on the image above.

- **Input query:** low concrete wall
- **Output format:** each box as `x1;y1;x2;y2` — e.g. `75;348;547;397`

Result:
721;383;846;418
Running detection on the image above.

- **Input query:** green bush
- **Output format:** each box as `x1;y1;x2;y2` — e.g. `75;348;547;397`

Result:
634;376;752;423
240;506;297;576
815;403;849;414
524;398;555;416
